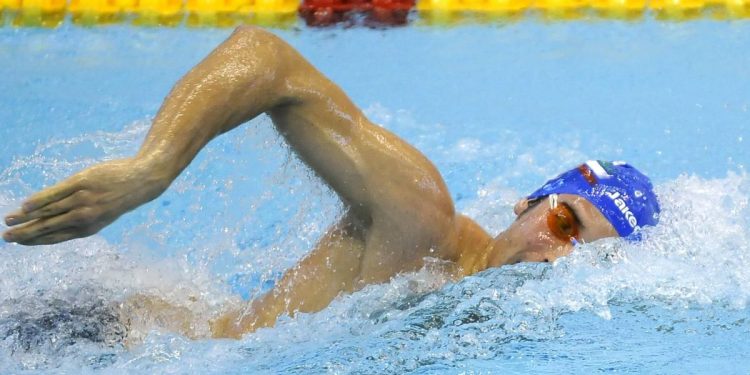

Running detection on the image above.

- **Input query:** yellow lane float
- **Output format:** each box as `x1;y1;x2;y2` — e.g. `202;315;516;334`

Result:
10;0;65;26
1;0;748;28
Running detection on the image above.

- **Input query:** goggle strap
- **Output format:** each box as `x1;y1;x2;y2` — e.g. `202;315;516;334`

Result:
549;193;558;209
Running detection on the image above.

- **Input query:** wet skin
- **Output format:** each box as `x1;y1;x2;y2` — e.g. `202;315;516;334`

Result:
2;27;618;339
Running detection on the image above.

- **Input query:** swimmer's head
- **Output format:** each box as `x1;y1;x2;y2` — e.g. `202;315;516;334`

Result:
485;161;660;266
526;160;660;239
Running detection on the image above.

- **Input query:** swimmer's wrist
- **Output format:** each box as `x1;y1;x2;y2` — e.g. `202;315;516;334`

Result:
133;152;182;186
128;155;178;200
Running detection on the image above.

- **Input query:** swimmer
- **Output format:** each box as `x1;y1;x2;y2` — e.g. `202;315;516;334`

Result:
1;26;660;339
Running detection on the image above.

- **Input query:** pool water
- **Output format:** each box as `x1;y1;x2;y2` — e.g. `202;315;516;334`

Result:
1;22;749;373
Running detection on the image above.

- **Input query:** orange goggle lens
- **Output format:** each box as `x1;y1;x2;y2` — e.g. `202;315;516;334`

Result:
547;204;580;243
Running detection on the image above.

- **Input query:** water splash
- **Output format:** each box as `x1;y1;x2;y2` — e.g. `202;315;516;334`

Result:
1;113;749;373
225;172;749;374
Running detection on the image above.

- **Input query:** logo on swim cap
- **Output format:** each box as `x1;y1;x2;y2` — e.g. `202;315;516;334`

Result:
527;160;660;239
606;191;638;229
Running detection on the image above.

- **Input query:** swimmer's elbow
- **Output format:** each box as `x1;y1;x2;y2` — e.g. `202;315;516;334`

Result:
228;26;289;66
225;26;301;106
230;26;280;47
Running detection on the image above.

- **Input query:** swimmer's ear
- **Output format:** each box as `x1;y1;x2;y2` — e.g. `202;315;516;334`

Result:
514;198;530;216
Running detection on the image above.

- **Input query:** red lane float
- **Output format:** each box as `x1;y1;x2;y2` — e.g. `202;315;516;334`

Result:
299;0;415;26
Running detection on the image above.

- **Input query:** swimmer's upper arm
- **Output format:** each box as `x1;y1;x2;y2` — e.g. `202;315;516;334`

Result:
266;43;456;239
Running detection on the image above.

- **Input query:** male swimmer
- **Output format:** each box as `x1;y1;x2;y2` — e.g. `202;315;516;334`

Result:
1;27;660;339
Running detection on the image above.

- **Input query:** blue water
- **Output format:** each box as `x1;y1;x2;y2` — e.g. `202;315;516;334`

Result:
1;21;749;373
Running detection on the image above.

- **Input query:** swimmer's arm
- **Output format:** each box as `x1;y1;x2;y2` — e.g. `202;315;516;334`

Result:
3;27;309;244
4;24;455;270
211;213;366;338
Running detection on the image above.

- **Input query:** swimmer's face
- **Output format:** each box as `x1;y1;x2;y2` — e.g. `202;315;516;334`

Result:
486;193;618;266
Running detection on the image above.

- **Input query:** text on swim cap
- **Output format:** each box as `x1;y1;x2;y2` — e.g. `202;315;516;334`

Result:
605;191;638;229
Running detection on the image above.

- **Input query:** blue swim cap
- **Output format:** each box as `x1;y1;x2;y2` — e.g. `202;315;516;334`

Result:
527;161;660;239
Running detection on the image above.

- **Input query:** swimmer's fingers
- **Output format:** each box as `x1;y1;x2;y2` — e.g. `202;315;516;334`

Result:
5;191;87;227
16;229;83;246
24;177;82;211
4;177;83;226
3;207;102;245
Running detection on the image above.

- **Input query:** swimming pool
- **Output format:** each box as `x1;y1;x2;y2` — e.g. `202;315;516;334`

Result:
1;21;749;373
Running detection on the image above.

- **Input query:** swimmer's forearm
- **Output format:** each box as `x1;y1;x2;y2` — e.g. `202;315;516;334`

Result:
134;26;296;183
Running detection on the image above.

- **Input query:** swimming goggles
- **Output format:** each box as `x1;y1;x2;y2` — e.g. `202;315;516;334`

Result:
546;194;581;246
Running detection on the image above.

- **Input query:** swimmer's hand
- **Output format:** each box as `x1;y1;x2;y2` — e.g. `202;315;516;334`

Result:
3;158;169;245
